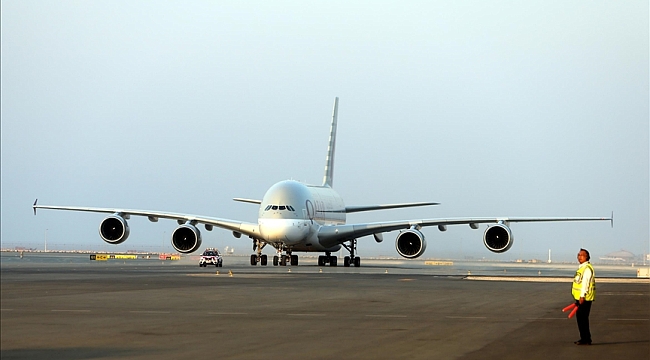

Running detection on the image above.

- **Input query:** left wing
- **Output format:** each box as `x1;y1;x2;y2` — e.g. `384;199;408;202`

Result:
317;215;613;253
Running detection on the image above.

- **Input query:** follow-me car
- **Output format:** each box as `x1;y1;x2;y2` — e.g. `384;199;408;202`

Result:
33;98;612;267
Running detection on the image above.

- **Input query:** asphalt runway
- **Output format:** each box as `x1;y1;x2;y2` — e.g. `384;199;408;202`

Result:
1;255;648;360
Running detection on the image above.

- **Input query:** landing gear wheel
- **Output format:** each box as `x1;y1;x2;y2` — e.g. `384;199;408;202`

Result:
290;255;298;266
318;256;325;266
344;256;350;267
329;256;337;267
250;254;257;266
354;256;361;267
273;255;279;266
260;254;268;266
280;255;288;266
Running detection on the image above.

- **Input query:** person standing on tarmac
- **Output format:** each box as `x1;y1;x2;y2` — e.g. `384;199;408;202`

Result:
572;248;596;345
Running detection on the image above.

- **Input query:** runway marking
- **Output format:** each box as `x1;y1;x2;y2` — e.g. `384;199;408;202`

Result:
286;313;326;317
208;312;249;315
129;311;171;314
446;316;487;319
51;309;91;312
608;318;650;321
365;314;407;318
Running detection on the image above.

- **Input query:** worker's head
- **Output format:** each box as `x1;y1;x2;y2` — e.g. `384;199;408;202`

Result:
577;248;590;263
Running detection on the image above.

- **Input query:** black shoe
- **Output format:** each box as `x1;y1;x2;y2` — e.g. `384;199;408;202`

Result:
575;340;592;345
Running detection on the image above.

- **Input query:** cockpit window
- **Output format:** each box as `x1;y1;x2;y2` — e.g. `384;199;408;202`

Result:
264;205;296;212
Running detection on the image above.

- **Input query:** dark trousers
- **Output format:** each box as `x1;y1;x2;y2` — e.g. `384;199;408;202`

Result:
576;300;592;342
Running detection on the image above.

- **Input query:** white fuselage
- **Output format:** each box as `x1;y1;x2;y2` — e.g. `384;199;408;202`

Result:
257;180;345;252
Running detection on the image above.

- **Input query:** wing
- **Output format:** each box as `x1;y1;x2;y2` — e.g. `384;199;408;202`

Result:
33;200;260;238
318;215;613;245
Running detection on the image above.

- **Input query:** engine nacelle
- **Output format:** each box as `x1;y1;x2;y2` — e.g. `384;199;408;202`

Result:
99;215;130;244
483;224;514;253
395;229;427;259
172;224;202;253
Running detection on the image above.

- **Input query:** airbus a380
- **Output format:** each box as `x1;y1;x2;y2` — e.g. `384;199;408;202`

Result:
33;98;612;267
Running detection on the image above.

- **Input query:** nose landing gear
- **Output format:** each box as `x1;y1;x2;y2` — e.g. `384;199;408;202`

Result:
318;252;338;266
272;247;298;266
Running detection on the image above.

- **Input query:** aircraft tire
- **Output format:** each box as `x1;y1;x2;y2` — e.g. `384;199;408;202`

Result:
260;254;268;266
290;255;298;266
354;257;361;267
329;256;337;267
273;256;279;266
250;254;257;266
344;256;350;267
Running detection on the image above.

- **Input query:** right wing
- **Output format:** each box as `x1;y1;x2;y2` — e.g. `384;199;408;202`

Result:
33;200;260;238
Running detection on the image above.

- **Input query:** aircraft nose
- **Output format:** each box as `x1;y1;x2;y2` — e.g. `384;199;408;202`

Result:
260;220;310;244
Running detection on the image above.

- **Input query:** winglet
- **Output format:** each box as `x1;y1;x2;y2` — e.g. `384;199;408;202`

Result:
610;211;614;228
322;97;339;188
33;199;38;215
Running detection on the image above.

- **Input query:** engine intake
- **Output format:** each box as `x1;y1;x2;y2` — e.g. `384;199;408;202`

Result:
483;224;514;253
99;215;130;244
172;224;202;253
395;229;427;259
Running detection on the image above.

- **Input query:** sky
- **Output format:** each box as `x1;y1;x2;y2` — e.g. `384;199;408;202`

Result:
2;1;648;262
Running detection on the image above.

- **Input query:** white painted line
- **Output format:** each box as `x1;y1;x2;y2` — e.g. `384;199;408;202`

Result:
129;311;171;314
365;314;407;318
286;313;326;317
51;309;91;312
446;316;487;319
208;312;249;315
608;318;650;321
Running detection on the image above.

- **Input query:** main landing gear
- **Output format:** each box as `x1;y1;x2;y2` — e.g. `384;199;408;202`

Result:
318;252;338;266
342;239;361;267
250;239;268;266
251;241;298;266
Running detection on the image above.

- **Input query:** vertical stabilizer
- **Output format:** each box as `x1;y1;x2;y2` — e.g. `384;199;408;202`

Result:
322;97;339;187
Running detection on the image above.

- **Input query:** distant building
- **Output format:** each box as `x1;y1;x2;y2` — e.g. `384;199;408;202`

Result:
600;249;636;262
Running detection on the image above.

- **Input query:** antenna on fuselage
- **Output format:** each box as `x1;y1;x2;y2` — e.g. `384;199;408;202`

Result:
322;97;339;188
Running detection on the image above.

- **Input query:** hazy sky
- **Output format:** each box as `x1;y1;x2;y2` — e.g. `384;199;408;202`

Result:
2;1;648;261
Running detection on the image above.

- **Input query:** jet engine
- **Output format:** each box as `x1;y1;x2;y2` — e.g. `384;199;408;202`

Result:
483;224;514;253
99;215;130;244
172;224;202;253
395;229;427;259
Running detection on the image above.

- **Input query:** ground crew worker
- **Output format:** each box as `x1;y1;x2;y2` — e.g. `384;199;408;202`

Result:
572;248;595;345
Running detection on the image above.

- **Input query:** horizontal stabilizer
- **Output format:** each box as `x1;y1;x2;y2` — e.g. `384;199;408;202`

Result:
233;198;262;205
345;202;439;213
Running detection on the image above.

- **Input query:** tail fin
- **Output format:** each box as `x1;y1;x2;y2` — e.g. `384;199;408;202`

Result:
322;97;339;187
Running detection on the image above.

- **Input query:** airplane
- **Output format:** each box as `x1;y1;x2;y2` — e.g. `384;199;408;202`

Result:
33;98;612;267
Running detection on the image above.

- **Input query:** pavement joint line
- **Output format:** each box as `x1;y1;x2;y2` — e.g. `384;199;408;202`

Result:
607;318;650;321
208;312;249;315
286;313;326;316
51;309;90;312
0;309;14;311
365;314;408;318
129;310;171;314
526;318;567;320
446;316;487;319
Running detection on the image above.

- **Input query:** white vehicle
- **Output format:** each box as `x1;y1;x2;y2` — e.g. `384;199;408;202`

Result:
199;248;222;267
33;98;612;267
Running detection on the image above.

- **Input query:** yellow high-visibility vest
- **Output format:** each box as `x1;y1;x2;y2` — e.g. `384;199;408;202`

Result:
572;263;596;301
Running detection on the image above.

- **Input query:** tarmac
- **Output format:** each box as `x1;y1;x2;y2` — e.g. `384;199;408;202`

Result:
1;254;648;360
